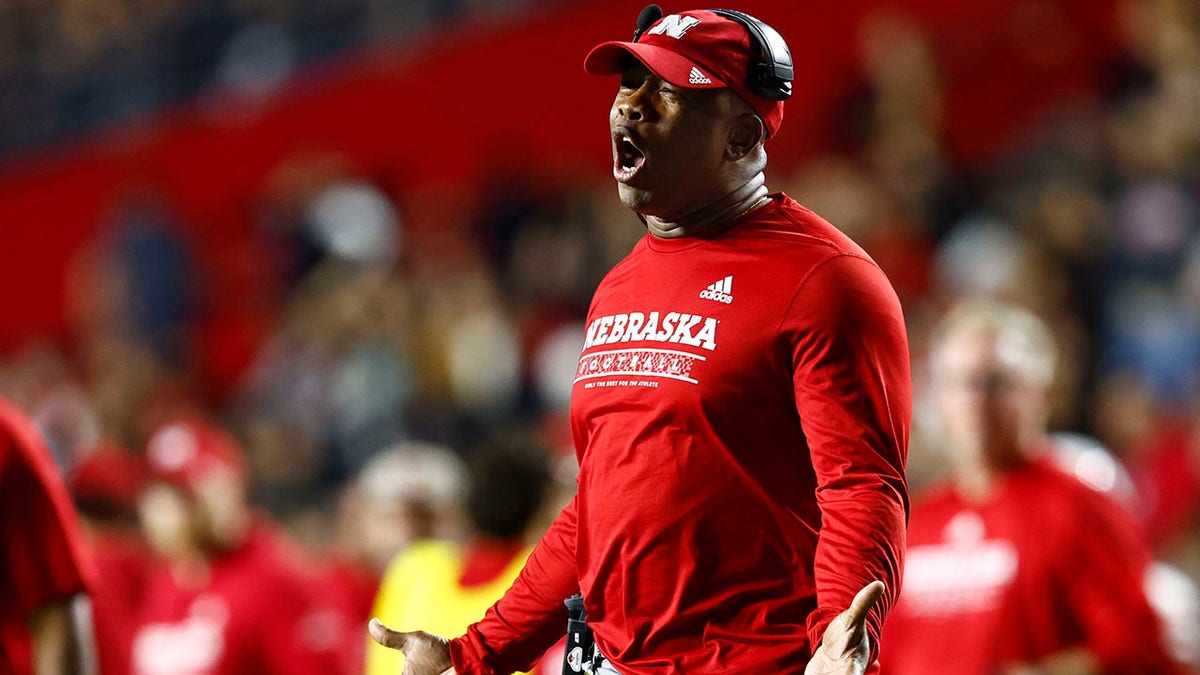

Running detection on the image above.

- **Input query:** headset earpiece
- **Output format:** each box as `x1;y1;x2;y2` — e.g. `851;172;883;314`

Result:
708;8;793;101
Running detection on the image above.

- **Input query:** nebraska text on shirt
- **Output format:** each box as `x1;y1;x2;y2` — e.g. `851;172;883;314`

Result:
584;311;719;352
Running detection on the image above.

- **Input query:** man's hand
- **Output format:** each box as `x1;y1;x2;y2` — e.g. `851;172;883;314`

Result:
805;581;885;675
369;618;456;675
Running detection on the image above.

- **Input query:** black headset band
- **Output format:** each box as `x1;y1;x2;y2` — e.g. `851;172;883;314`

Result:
708;7;793;101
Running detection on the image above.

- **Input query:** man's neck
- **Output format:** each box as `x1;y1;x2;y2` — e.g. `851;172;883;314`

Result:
954;454;1037;503
643;174;770;239
955;466;1000;502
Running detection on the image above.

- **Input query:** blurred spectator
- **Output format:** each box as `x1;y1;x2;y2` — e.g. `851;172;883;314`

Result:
304;440;467;674
353;440;467;572
71;443;152;675
0;396;98;674
131;418;341;675
106;188;196;368
60;184;203;451
881;301;1182;674
367;439;552;675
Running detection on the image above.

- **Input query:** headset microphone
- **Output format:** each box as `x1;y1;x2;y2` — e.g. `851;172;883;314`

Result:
633;4;663;42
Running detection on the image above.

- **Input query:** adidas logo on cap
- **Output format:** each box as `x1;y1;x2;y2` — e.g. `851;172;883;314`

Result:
688;66;712;85
699;275;733;303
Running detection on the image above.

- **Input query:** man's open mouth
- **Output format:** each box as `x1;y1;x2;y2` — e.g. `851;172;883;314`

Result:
613;134;646;182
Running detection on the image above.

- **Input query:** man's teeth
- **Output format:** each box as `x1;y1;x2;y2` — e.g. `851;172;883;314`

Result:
620;137;641;169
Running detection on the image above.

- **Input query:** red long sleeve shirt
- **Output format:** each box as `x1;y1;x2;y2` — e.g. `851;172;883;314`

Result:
0;398;96;674
880;457;1182;675
131;525;340;675
450;194;911;673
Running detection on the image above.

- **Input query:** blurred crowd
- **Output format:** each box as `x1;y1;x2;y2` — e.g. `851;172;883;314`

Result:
1;0;1199;673
0;0;551;158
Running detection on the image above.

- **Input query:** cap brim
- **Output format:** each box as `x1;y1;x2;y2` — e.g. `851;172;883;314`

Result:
584;41;726;90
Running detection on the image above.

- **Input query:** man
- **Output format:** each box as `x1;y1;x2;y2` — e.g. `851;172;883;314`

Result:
372;7;910;674
879;302;1181;674
130;419;340;675
0;396;97;674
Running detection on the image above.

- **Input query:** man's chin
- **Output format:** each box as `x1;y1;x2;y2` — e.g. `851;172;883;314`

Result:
616;182;653;212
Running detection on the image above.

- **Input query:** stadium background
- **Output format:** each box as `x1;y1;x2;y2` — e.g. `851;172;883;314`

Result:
0;0;1198;669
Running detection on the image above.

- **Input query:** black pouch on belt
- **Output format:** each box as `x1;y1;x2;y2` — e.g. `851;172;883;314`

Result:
562;593;595;674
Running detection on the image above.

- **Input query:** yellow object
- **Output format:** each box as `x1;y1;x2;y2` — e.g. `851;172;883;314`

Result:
366;539;532;675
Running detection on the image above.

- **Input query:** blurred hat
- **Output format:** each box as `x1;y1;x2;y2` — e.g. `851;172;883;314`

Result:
306;179;401;266
145;420;246;493
72;443;148;516
359;441;465;512
584;9;787;136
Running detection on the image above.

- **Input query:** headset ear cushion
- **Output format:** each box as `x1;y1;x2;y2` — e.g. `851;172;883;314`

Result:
710;8;793;101
750;63;791;101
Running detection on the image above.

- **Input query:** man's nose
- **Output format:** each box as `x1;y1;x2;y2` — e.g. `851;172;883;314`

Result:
617;98;643;121
617;87;650;121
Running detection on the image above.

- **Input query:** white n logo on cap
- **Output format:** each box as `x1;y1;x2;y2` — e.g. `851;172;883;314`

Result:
647;14;701;39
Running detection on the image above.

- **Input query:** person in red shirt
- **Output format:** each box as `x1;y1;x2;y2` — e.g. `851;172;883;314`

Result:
0;396;97;674
130;419;341;675
71;444;154;675
371;6;911;675
879;301;1182;675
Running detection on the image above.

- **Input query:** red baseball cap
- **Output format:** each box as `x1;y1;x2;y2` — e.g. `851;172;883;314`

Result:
144;419;246;493
71;442;149;514
584;9;786;137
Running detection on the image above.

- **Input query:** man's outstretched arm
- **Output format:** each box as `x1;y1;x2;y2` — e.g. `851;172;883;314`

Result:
784;254;911;665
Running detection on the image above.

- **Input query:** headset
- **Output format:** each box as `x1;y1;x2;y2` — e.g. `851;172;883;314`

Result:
632;4;794;101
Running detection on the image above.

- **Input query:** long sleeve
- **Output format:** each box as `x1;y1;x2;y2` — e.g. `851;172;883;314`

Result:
448;495;580;675
781;254;911;662
0;400;95;617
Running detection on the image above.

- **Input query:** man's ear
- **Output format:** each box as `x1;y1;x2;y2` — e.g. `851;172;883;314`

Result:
726;113;765;161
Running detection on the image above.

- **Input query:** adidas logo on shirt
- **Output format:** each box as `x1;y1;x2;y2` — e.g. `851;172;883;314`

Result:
699;275;733;304
688;67;712;85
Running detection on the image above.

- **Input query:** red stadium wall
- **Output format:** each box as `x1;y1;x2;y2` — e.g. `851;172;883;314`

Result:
0;0;1121;381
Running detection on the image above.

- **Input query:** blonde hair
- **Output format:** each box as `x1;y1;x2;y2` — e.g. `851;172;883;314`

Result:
930;300;1058;386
